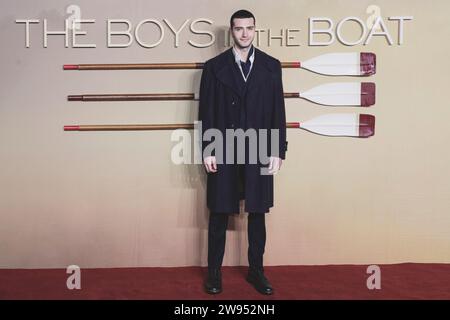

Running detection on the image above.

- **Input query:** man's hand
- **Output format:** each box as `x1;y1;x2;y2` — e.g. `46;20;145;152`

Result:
268;156;282;175
203;156;217;173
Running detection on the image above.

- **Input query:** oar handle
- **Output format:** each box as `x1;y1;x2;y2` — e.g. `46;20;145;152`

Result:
63;63;205;70
68;93;196;101
64;122;301;131
64;62;301;70
68;92;300;101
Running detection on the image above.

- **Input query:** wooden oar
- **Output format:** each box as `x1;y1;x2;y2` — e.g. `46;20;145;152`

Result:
63;52;376;76
64;114;375;137
67;82;375;107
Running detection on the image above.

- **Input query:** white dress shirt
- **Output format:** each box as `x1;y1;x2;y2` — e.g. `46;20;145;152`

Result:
232;45;255;82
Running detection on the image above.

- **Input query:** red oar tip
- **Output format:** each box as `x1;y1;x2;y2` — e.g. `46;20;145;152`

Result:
361;82;376;106
64;125;80;131
359;114;375;137
360;53;376;76
63;64;79;70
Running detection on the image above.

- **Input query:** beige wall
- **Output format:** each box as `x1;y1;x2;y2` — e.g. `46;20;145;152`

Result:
1;0;449;268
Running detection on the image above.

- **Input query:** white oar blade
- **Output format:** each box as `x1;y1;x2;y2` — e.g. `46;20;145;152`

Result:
301;52;376;76
299;113;375;137
299;82;375;106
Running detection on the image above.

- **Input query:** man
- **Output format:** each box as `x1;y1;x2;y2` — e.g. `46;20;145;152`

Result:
198;9;287;295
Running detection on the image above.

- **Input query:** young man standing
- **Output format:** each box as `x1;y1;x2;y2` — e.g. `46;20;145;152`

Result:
198;9;287;295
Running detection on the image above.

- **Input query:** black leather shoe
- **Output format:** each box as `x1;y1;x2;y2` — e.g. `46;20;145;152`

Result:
204;268;222;294
246;268;273;295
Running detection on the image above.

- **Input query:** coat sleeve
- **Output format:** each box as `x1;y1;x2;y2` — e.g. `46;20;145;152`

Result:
198;61;216;159
271;60;287;160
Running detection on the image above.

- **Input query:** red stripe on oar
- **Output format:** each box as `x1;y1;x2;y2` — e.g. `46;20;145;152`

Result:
64;125;80;131
63;64;79;70
282;62;301;68
360;53;376;76
358;114;375;137
287;122;301;129
360;82;376;106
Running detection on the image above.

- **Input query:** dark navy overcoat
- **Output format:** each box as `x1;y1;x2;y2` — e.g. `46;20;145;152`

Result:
198;47;287;214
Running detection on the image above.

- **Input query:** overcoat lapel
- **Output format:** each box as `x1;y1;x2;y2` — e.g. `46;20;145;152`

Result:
215;48;244;98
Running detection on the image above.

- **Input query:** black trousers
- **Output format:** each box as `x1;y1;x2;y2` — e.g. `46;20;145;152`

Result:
207;211;266;271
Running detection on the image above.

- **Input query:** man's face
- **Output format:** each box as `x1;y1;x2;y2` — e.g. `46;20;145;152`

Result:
231;18;255;49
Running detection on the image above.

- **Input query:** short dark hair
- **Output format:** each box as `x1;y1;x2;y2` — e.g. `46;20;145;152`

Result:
230;10;255;28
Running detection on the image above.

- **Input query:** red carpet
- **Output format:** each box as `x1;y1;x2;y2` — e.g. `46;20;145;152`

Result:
1;264;449;300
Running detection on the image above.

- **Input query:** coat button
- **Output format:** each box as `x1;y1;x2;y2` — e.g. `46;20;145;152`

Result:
232;101;236;105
